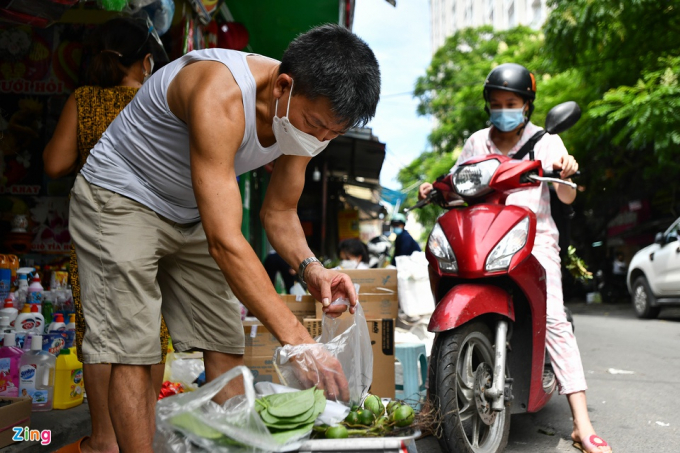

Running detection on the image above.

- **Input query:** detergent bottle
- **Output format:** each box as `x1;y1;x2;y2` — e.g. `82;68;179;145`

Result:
65;313;76;348
48;314;66;333
0;299;18;329
53;348;84;409
30;305;45;335
15;269;31;311
19;334;55;411
0;332;23;397
27;274;44;311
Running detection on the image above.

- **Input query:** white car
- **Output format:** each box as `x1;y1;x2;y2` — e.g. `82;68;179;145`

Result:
627;217;680;318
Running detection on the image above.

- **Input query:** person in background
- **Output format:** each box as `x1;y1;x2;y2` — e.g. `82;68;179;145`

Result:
390;213;421;265
263;250;297;293
43;17;169;453
338;238;370;269
612;252;627;278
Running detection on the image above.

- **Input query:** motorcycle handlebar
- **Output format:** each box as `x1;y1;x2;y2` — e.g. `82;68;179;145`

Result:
545;170;581;178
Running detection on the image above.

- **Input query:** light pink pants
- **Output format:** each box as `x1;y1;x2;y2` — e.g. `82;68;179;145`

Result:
534;247;587;395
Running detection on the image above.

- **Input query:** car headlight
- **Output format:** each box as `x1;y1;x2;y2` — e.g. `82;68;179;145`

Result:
428;223;457;272
452;159;501;198
486;217;530;272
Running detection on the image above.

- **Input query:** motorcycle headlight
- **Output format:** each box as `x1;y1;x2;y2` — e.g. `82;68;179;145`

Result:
486;217;530;272
428;223;457;273
452;159;501;198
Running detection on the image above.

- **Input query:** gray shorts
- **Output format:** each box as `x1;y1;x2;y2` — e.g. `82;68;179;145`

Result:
69;175;245;365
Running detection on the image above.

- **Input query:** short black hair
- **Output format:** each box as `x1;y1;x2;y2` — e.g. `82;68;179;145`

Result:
338;238;369;263
280;24;381;129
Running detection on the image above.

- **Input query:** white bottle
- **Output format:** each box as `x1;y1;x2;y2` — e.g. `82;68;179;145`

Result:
0;299;18;329
15;273;29;311
27;274;44;310
15;305;36;335
64;314;76;349
0;316;13;335
48;314;66;333
30;305;45;335
19;334;55;411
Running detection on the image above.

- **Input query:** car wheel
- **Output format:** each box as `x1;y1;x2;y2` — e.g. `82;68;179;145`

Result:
631;276;660;319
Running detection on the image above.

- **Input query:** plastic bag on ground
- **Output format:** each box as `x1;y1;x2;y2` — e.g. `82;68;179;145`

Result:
163;352;205;391
396;251;435;317
154;365;307;452
273;298;373;406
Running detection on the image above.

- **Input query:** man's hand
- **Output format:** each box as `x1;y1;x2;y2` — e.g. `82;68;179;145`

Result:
552;155;579;179
418;182;433;201
290;343;350;402
304;263;357;318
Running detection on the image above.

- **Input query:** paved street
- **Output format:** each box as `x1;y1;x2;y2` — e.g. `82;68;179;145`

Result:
416;302;680;452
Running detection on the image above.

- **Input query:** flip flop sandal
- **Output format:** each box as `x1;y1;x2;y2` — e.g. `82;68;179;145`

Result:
55;436;89;453
573;434;611;452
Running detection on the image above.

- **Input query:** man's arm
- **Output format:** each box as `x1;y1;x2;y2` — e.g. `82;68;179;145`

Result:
182;64;311;348
261;156;357;316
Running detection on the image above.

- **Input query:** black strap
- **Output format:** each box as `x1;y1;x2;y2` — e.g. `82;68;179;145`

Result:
511;130;547;161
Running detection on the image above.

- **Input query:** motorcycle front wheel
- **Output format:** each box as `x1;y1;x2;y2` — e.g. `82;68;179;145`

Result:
429;322;511;453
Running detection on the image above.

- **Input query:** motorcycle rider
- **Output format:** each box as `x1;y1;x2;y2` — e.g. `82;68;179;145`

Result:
419;64;611;453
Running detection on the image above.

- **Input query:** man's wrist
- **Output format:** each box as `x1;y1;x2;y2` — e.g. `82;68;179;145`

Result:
298;257;322;286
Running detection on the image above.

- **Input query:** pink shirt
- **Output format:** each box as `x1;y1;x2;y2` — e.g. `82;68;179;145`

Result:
451;122;568;253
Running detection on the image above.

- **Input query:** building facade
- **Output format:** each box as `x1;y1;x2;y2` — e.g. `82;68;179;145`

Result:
430;0;549;53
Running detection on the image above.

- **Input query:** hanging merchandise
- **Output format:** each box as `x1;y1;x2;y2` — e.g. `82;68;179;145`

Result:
130;0;175;36
217;22;249;51
204;20;218;49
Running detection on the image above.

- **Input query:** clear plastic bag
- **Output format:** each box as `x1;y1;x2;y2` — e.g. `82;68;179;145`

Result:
273;299;373;406
154;366;307;452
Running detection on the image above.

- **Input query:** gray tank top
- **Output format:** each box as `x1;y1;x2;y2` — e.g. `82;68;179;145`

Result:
80;49;282;223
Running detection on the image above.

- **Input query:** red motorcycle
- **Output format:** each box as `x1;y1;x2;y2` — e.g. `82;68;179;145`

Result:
409;102;581;453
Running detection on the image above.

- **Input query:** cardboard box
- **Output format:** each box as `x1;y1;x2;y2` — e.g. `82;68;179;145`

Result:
0;397;32;448
338;269;398;293
303;318;395;399
279;295;316;320
244;355;280;385
315;289;398;320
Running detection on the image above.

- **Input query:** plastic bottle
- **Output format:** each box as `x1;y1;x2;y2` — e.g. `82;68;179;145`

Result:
19;334;55;411
65;313;76;348
7;255;19;292
30;305;45;335
0;317;13;346
0;299;18;329
42;301;53;334
15;305;36;335
53;348;84;409
15;272;29;311
27;274;44;309
0;256;9;301
0;332;24;397
48;314;66;333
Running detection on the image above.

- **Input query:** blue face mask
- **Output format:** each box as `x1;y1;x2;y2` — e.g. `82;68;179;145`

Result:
489;106;526;132
393;227;404;235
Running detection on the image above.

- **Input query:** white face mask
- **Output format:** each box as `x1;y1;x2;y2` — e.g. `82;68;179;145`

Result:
340;259;359;270
272;79;330;157
143;55;155;83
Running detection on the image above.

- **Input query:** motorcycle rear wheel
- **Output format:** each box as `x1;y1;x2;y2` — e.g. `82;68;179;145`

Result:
429;322;511;453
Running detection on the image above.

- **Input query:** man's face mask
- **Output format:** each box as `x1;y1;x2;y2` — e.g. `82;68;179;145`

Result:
489;104;526;132
272;79;330;157
392;227;404;235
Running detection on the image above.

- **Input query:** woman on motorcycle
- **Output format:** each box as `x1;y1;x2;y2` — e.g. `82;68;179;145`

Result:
419;63;611;453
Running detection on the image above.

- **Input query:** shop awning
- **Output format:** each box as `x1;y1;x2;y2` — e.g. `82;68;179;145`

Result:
225;0;348;59
321;129;386;184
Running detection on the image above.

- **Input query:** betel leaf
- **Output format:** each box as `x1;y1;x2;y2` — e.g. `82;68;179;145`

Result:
263;404;316;425
313;389;326;415
265;387;316;418
269;422;315;444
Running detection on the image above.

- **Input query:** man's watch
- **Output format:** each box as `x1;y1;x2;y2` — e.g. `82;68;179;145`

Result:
298;257;321;287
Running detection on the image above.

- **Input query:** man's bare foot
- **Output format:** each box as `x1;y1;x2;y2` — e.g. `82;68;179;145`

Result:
81;437;119;453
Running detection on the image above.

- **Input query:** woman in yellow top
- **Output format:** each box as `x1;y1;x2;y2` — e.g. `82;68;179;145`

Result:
43;16;168;453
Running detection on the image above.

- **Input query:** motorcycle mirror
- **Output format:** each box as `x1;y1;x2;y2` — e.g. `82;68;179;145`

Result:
545;101;581;134
654;232;664;244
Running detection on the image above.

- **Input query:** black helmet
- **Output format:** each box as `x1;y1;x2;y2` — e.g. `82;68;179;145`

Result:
483;63;536;102
483;63;536;128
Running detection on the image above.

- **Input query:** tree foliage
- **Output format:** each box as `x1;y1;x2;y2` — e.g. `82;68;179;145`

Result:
401;0;680;241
